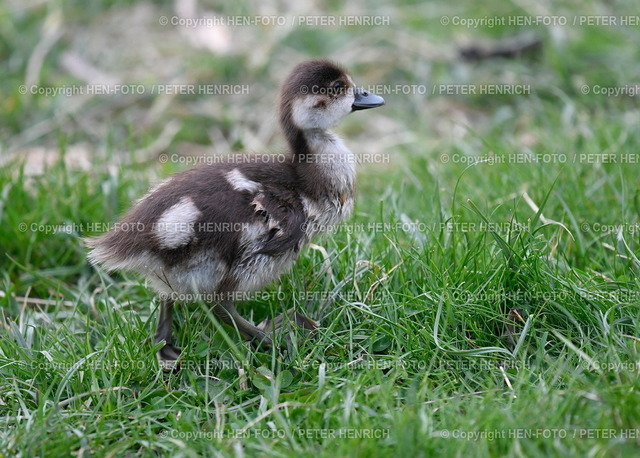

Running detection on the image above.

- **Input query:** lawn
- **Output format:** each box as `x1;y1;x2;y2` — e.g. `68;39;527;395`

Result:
1;0;639;456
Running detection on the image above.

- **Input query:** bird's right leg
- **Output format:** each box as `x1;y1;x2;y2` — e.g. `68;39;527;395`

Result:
212;300;274;349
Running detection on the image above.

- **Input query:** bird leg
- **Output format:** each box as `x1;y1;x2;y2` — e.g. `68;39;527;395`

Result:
212;302;318;350
213;300;274;349
155;298;182;368
155;297;319;368
257;308;319;340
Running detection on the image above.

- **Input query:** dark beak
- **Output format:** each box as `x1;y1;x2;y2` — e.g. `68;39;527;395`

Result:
352;87;385;111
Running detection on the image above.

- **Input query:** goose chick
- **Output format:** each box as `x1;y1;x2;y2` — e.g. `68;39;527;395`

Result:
85;59;385;367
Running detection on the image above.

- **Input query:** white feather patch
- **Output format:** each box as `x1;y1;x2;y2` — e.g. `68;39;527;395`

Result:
155;196;201;249
226;169;261;193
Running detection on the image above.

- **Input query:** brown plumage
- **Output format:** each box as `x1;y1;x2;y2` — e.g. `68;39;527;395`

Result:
85;59;385;368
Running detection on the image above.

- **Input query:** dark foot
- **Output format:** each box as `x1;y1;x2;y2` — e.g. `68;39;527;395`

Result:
155;298;182;370
257;308;319;349
156;342;182;370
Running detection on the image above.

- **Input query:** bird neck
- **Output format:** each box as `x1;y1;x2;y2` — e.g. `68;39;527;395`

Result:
282;122;356;199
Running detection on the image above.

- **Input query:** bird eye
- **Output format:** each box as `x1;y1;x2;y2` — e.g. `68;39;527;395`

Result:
329;80;345;95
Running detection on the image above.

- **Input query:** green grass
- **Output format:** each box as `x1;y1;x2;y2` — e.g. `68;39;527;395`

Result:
2;0;640;456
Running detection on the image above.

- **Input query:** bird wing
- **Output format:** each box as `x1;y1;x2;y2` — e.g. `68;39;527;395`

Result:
249;189;306;257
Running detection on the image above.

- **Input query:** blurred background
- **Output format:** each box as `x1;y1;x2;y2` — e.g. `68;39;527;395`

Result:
3;0;411;172
6;0;637;171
